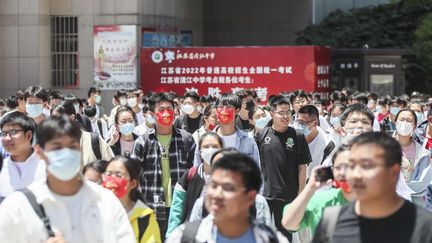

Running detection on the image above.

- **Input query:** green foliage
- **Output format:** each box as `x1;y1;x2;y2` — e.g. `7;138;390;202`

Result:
295;2;432;93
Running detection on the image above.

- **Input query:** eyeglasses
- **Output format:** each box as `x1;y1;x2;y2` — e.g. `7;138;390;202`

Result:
102;171;128;179
296;119;315;125
0;130;24;138
207;181;246;194
273;110;292;117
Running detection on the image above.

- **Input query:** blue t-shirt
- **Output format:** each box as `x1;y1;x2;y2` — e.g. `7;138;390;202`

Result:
215;227;256;243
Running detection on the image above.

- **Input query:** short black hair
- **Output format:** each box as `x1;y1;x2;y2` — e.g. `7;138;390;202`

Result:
331;145;350;165
83;159;107;175
184;91;200;102
147;92;175;112
235;89;255;100
351;132;402;166
298;105;319;120
269;95;291;110
87;87;101;98
248;106;266;120
215;93;242;110
36;116;82;149
84;106;97;118
114;89;128;101
351;92;369;105
48;90;65;101
212;152;262;192
0;111;36;142
340;104;374;127
127;89;139;98
290;90;309;104
5;96;18;110
24;85;49;102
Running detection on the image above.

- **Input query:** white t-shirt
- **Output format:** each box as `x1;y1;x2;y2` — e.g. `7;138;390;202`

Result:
222;133;237;148
52;188;85;243
306;128;330;178
135;110;145;125
0;151;46;197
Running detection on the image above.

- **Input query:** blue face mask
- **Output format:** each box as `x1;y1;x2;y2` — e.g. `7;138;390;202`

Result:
146;114;156;124
119;122;135;135
375;106;383;113
95;95;102;104
255;116;270;129
300;124;311;136
390;107;400;116
46;148;82;181
26;104;44;118
330;116;341;126
416;112;425;123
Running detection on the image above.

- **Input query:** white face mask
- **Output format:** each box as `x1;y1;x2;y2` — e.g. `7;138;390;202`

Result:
181;104;195;115
119;98;127;106
255;116;270;129
146;114;156;124
127;97;137;108
200;147;218;165
396;121;414;136
46;148;82;181
26;104;44;118
341;127;370;145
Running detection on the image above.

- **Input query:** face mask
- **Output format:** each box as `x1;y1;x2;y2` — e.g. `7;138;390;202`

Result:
197;105;203;113
119;98;127;106
396;121;414;136
201;147;218;165
26;104;44;118
73;103;80;114
156;109;175;126
375;105;382;113
102;175;128;198
330;116;341;126
390;107;400;116
46;148;82;181
119;122;135;135
341;127;369;145
127;97;137;108
207;123;217;131
216;107;236;124
416;112;425;123
146;114;156;124
300;124;311;136
181;104;195;115
255;117;269;129
332;180;351;193
367;100;374;109
95;95;102;104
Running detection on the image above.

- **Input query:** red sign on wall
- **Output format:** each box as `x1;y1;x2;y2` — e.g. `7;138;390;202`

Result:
140;46;331;101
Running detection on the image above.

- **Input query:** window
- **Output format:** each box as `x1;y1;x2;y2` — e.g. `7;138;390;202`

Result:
51;16;79;87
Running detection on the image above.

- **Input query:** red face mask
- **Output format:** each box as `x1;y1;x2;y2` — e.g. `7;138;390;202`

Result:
216;107;236;124
155;109;175;126
207;123;217;131
426;137;432;150
102;175;129;198
332;180;351;193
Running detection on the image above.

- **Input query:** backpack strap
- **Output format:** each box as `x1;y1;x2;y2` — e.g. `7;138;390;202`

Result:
321;141;335;165
319;205;342;243
20;188;56;237
91;132;102;160
187;167;198;183
97;119;103;135
255;126;270;151
295;128;305;163
137;215;150;242
181;220;202;243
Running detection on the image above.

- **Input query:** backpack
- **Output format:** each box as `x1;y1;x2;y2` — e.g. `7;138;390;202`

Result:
180;220;279;243
91;132;102;160
321;141;335;165
318;205;342;243
255;126;305;164
20;188;56;237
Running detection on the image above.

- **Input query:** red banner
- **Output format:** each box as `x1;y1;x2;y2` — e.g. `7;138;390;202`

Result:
140;46;331;101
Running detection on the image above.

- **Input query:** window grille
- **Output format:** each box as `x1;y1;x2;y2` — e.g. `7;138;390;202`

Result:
51;16;79;87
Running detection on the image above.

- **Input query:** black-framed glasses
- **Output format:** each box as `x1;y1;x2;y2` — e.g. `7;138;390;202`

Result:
0;130;24;138
273;110;292;117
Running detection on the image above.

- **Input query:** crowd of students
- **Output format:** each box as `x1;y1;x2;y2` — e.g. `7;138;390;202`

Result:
0;85;432;242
